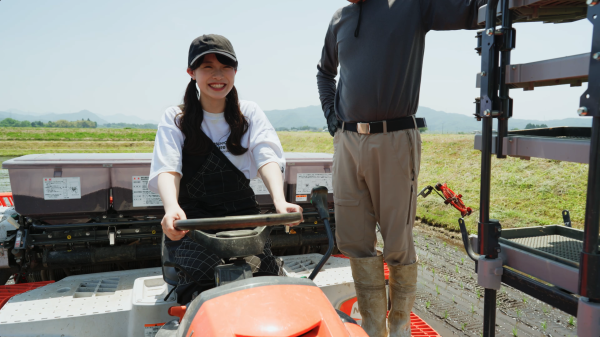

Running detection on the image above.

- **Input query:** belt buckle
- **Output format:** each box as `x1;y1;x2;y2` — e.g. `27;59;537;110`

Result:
357;123;370;134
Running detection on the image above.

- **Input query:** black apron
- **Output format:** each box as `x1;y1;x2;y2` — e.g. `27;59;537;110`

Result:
164;141;282;303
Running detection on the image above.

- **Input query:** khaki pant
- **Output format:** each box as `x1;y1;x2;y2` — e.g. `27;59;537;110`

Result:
333;126;421;266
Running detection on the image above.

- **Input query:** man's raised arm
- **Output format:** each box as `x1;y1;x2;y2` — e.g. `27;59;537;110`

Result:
420;0;488;32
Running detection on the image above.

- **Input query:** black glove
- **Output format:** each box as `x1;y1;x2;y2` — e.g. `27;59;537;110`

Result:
325;107;338;137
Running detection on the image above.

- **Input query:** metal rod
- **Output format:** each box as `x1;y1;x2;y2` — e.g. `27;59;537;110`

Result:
308;219;334;280
496;0;513;159
31;220;161;230
583;117;600;253
174;213;302;231
579;116;600;300
480;1;500;335
480;117;493;229
483;289;497;336
479;0;499;231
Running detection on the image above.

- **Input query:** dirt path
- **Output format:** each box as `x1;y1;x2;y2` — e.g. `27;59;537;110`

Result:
403;222;579;336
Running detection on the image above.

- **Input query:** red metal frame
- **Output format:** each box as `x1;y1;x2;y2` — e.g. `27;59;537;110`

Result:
0;281;54;309
0;192;13;207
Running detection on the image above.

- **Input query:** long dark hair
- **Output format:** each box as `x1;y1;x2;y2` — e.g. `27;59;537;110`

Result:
176;54;249;155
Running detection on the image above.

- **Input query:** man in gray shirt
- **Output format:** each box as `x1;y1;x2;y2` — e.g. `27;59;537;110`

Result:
317;0;484;336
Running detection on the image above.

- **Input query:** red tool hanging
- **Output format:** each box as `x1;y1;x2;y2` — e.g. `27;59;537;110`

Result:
418;183;473;217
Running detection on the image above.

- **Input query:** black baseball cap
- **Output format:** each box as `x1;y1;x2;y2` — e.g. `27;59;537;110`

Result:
188;34;237;68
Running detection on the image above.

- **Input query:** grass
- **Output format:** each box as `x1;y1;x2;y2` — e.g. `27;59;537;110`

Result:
0;141;154;156
0;132;588;231
0;127;157;141
416;134;587;232
276;132;334;153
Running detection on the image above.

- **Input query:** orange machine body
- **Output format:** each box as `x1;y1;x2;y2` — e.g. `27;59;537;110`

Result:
176;280;368;337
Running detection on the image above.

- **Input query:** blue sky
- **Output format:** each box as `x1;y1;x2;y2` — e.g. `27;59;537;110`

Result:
0;0;593;122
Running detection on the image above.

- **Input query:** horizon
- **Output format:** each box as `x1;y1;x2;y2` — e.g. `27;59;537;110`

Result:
0;104;591;124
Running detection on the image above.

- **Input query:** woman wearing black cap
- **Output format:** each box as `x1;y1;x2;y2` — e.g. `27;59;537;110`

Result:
148;34;302;302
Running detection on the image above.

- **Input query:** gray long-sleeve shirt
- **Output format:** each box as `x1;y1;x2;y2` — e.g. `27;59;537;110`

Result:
317;0;485;123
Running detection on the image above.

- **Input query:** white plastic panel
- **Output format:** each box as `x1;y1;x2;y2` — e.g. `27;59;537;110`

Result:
0;268;176;337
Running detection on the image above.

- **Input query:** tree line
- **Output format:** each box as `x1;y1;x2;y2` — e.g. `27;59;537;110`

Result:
0;118;97;128
524;123;548;129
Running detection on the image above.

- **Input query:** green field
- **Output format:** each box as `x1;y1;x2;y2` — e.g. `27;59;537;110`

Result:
0;129;587;232
0;127;156;141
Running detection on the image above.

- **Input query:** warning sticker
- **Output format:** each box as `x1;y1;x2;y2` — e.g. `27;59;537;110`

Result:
250;178;270;195
144;323;165;337
43;177;81;200
133;176;163;207
295;173;333;195
296;195;308;202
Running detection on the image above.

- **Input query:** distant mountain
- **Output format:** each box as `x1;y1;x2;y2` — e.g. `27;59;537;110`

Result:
263;106;327;129
0;109;156;125
1;106;591;132
262;105;592;133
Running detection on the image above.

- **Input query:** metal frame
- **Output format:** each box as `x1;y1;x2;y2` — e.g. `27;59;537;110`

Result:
474;132;591;163
476;53;589;90
502;268;579;316
466;0;600;335
470;234;580;294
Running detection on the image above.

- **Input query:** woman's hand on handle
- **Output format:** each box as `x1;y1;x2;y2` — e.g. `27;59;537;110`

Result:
157;172;188;240
274;201;304;226
259;162;304;226
162;206;188;241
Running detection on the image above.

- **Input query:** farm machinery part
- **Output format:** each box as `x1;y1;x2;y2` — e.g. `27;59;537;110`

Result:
418;182;473;217
0;153;337;285
0;187;373;337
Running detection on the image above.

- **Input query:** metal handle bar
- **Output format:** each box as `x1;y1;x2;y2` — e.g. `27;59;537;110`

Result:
174;213;302;231
458;218;479;263
308;186;333;281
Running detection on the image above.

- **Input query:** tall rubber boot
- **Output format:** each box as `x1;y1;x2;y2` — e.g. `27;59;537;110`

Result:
387;259;418;337
349;255;388;337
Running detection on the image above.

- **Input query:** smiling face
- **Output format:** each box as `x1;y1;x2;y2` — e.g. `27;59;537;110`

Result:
187;53;237;110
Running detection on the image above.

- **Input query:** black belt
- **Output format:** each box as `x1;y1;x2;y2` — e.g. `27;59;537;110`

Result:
343;117;427;134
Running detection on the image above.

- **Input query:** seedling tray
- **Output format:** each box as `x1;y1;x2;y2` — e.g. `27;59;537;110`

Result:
499;225;593;269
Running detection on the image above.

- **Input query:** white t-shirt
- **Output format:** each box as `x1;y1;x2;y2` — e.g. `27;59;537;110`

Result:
148;100;285;193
